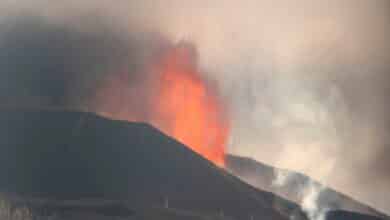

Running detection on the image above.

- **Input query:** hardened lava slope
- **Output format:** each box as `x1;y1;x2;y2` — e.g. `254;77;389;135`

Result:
0;109;305;220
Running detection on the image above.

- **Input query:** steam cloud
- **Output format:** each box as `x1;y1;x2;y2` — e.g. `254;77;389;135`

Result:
0;0;389;215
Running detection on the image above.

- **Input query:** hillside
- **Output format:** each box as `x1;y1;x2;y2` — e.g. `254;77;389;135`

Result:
0;109;306;220
326;210;384;220
226;154;387;218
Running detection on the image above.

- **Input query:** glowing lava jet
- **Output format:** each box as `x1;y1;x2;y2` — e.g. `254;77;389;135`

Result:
150;42;229;167
92;41;229;166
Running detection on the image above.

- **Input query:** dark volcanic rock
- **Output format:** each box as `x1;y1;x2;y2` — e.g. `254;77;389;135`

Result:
0;109;305;220
226;154;387;219
326;210;384;220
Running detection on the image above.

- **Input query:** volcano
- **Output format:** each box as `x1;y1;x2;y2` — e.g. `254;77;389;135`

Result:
0;109;386;220
0;109;304;220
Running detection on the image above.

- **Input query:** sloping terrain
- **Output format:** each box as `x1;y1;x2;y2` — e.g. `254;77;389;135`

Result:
0;194;228;220
226;154;387;218
325;210;384;220
0;109;306;220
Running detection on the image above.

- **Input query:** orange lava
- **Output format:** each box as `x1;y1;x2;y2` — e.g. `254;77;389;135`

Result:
151;43;229;166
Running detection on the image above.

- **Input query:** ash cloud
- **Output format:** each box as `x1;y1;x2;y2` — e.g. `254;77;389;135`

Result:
0;0;390;215
0;15;127;107
0;13;166;118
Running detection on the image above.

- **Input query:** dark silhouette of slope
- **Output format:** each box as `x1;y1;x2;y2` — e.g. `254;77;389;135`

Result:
326;210;384;220
0;109;306;220
226;154;387;219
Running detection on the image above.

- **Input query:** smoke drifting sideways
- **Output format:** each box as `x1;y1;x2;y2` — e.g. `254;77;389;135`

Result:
0;0;390;215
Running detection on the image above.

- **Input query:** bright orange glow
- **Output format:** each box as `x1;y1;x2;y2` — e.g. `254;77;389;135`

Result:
151;43;229;166
92;42;229;166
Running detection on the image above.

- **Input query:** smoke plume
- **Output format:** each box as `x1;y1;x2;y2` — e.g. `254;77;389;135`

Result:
273;168;333;220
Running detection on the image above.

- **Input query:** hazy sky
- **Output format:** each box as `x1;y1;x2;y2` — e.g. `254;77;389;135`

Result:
0;0;389;214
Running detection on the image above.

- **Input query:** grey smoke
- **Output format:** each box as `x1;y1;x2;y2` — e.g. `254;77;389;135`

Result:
273;169;331;220
0;0;389;215
0;13;167;117
0;15;130;108
301;182;328;220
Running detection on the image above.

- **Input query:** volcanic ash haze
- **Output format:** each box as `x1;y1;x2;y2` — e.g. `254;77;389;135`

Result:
0;0;390;215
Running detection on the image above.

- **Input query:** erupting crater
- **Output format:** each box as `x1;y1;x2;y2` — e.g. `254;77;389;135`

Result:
94;41;229;166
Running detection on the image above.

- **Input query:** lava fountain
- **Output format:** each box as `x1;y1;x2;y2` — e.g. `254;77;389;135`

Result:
150;42;229;167
92;41;229;166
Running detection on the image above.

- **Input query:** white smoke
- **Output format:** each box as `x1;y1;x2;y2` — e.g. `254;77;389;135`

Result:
272;154;336;220
272;169;290;188
301;182;328;220
272;170;330;220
